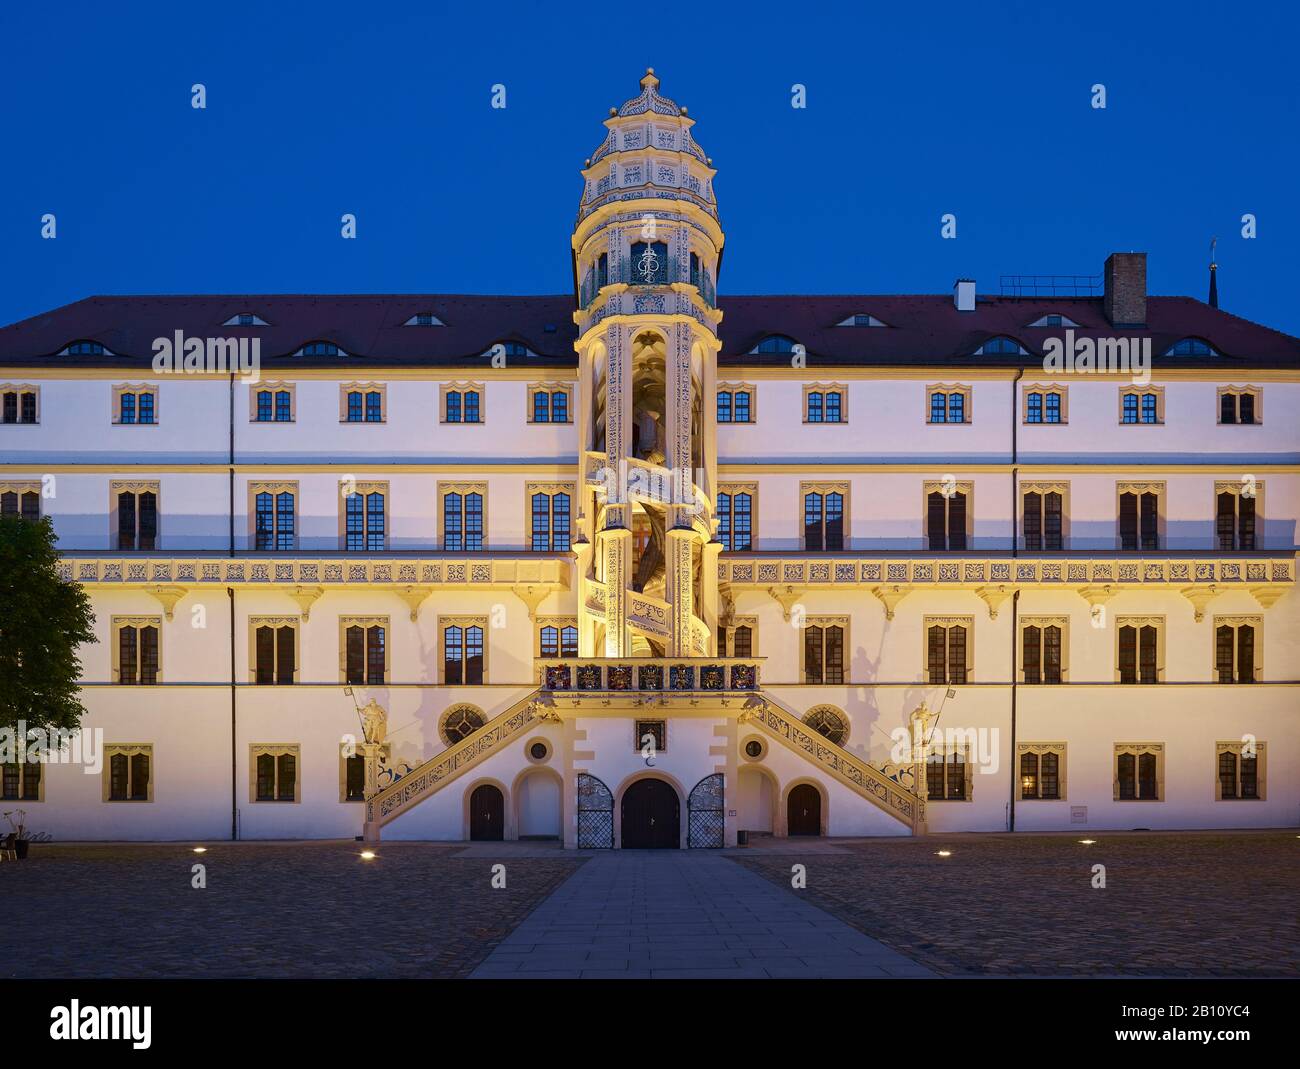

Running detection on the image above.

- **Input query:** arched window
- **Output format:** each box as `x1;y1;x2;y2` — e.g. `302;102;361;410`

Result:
754;334;798;354
803;706;848;747
300;341;341;357
629;241;668;285
441;704;486;745
974;336;1025;355
63;340;106;355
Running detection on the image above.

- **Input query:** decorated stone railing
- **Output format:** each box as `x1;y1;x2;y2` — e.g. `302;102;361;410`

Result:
538;657;760;695
740;693;924;834
364;690;543;832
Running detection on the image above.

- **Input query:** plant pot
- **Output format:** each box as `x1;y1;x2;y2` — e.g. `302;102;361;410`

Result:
15;839;30;860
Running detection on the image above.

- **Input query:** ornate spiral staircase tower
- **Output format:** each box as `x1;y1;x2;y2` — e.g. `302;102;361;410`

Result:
572;70;725;658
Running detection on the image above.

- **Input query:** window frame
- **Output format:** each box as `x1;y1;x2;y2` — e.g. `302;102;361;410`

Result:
716;482;757;552
1216;385;1262;425
1116;481;1165;551
1117;384;1165;425
438;615;489;685
716;382;756;424
337;616;390;685
526;382;573;424
249;744;301;804
340;741;391;802
0;383;40;424
247;481;298;551
441;381;486;424
717;615;758;658
338;382;387;423
1113;742;1164;801
248;616;301;684
102;744;154;802
1;757;44;801
1214;741;1266;801
925;383;972;425
925;736;974;801
249;381;296;423
1016;742;1067;801
1020;480;1069;551
799;615;849;685
1114;616;1166;685
923;615;975;685
923;480;973;551
439;481;488;552
1020;382;1069;424
338;481;389;552
526;482;575;552
110;480;161;551
111;616;163;685
800;481;849;551
802;382;847;424
1214;480;1262;551
1019;615;1069;684
1211;615;1262;684
112;383;159;426
0;481;43;522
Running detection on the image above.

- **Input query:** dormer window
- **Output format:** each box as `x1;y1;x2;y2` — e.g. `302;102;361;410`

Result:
1165;338;1218;356
61;341;107;356
404;312;444;327
753;335;799;355
223;313;269;327
297;341;343;357
974;336;1027;356
485;341;531;360
1027;314;1080;328
836;314;886;327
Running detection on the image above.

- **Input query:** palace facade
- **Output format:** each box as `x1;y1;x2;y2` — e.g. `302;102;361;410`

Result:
2;70;1297;846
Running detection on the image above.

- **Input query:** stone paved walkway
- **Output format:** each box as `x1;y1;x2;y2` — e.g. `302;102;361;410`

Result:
470;850;934;978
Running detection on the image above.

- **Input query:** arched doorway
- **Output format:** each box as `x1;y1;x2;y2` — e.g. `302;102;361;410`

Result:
621;778;679;849
787;783;822;837
469;784;504;841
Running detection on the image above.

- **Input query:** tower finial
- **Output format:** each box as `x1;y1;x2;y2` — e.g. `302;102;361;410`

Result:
641;67;659;90
1209;236;1219;309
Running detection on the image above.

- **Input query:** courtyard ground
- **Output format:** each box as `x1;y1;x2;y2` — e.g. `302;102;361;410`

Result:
3;831;1294;978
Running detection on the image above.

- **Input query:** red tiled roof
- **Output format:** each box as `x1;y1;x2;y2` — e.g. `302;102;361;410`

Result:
1;292;1296;368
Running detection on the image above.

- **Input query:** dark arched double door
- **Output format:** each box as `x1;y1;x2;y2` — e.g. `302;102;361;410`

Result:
787;783;822;836
470;784;504;841
620;778;680;848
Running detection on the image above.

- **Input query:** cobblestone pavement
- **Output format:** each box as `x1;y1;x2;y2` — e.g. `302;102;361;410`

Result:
471;850;933;978
1;842;583;978
731;831;1300;977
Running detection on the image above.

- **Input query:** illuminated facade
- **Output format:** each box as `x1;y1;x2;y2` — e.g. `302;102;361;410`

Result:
2;70;1297;845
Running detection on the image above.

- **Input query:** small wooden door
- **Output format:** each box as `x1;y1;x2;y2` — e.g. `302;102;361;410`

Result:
470;784;504;841
620;779;680;849
787;783;822;836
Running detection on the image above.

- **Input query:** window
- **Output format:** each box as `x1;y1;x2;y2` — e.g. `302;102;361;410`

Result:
250;482;296;551
441;704;486;744
250;618;298;684
1021;617;1068;684
1;385;38;424
1214;616;1260;684
801;618;847;684
1114;743;1163;801
250;745;299;802
1218;386;1260;425
973;336;1026;355
1215;481;1259;550
1022;483;1066;551
404;312;444;326
1165;338;1217;356
0;483;41;522
340;742;391;802
112;482;159;550
528;383;572;423
443;382;484;423
1119;385;1163;424
717;485;755;551
1026;313;1080;328
113;617;161;685
802;483;847;550
835;313;886;327
803;705;848;746
64;340;107;356
251;383;294;422
441;483;486;551
528;485;572;551
104;745;152;802
925;481;970;551
716;384;754;423
717;617;757;658
114;385;157;425
927;385;970;424
596;253;609;289
1116;616;1163;684
1022;383;1067;424
441;618;487;685
340;618;387;685
804;384;846;423
1216;742;1265;800
1;759;41;801
753;335;798;354
300;341;341;357
224;312;269;326
1017;743;1066;800
342;483;387;551
926;744;971;801
689;251;700;288
537;618;579;658
340;383;385;423
926;617;972;685
630;241;669;285
1117;482;1162;550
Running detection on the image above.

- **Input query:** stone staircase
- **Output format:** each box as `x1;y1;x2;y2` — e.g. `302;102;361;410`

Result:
740;694;925;834
363;689;544;839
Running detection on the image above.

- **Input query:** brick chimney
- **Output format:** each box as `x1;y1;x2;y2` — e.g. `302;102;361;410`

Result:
1103;252;1147;327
